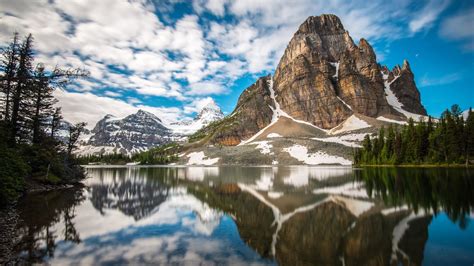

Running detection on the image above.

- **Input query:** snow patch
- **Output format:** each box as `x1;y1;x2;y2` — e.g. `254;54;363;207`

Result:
312;133;368;148
390;210;429;262
267;133;282;138
337;96;352;110
330;62;340;78
377;116;407;125
268;192;283;199
332;196;374;217
381;205;409;215
313;182;368;198
284;144;352;165
251;141;273;155
329;115;371;135
186;152;219;166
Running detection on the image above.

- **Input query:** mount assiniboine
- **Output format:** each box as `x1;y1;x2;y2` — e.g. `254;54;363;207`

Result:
77;14;427;164
176;14;428;166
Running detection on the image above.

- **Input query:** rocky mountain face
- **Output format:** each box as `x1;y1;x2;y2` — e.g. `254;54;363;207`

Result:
382;61;426;115
195;14;427;146
87;110;172;154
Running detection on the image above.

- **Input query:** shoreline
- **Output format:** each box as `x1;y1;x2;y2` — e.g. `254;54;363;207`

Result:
355;164;474;168
0;181;85;264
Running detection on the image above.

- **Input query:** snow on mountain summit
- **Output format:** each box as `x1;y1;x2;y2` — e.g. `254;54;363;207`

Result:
170;100;224;135
79;109;172;155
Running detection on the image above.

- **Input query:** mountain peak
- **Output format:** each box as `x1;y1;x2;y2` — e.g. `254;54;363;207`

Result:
297;14;345;36
132;109;163;123
195;100;224;121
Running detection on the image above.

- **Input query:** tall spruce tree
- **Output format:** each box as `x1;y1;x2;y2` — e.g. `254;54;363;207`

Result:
0;32;20;121
29;64;57;144
10;34;34;142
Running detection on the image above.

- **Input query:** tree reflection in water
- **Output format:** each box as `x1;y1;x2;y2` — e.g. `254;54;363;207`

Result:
11;166;474;265
14;187;85;263
357;167;474;228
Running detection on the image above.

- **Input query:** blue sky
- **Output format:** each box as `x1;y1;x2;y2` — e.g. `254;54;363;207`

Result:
0;0;473;126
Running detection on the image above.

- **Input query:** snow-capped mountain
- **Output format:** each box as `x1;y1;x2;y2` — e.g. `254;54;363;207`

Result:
75;102;224;156
169;100;224;135
77;110;172;156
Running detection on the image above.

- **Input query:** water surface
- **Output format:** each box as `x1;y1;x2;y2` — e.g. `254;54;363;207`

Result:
13;166;474;265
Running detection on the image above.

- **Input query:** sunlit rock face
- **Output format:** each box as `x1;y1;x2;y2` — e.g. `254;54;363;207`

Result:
273;14;409;129
383;61;427;115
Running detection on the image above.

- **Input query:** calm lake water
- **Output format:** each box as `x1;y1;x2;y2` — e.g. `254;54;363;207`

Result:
13;166;474;265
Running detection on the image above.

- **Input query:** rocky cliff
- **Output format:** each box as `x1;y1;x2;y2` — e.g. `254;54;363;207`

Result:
192;14;426;147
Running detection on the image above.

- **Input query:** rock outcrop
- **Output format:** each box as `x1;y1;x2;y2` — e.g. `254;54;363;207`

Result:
384;60;427;115
273;14;396;129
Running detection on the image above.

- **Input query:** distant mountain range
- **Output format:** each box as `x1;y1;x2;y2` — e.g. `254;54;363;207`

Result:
74;100;224;156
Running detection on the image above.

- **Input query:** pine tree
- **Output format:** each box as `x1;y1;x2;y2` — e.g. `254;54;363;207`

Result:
28;64;58;144
465;108;474;165
51;107;62;138
67;122;87;156
10;34;34;142
0;32;20;121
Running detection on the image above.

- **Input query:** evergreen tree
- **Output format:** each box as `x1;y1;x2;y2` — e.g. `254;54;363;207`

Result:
67;122;87;157
51;107;62;138
29;64;57;144
10;34;34;143
354;104;473;166
0;32;20;121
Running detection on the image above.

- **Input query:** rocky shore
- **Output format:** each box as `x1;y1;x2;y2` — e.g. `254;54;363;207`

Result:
0;181;85;264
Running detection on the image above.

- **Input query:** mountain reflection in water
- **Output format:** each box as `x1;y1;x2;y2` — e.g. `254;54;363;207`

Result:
12;166;474;265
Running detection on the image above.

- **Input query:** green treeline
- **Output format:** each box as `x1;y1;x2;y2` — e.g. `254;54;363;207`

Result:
354;105;474;166
131;143;181;164
76;143;182;165
0;33;88;205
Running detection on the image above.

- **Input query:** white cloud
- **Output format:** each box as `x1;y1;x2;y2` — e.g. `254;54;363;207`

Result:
419;72;462;87
104;91;122;97
439;8;474;51
186;81;226;95
409;0;450;33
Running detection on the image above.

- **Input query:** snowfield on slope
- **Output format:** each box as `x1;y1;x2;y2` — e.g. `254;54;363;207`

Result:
186;152;220;165
284;144;352;165
382;71;427;121
329;115;371;135
312;133;368;148
251;140;274;155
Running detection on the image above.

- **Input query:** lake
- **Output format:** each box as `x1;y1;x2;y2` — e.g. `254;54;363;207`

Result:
12;166;474;265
